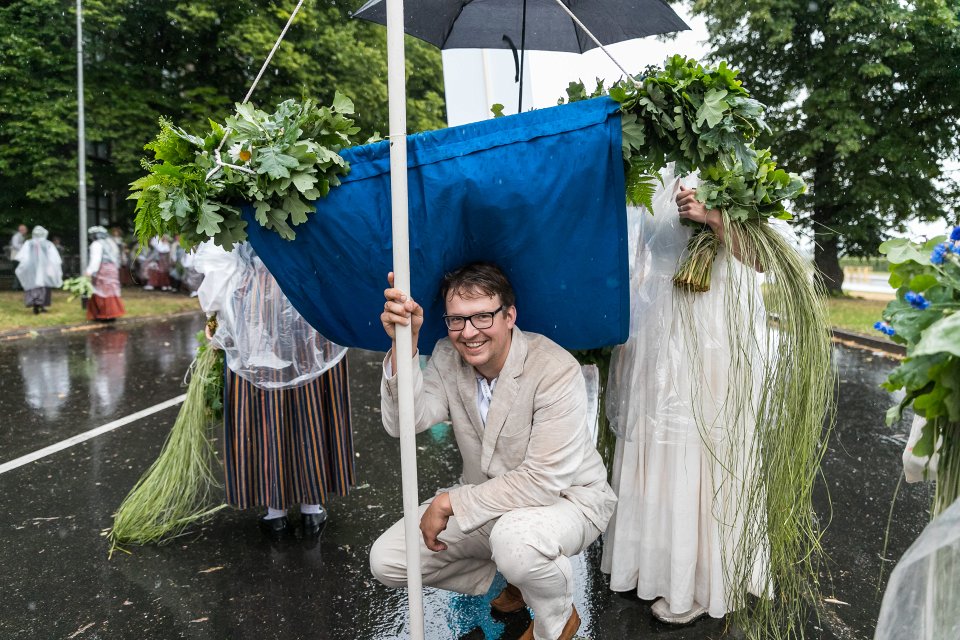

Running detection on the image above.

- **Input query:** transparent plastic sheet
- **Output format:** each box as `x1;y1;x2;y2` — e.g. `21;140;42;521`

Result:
194;241;346;390
14;226;63;290
605;168;765;447
581;364;600;445
903;415;940;483
875;498;960;640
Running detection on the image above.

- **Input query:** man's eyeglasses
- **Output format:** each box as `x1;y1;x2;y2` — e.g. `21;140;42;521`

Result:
442;306;504;331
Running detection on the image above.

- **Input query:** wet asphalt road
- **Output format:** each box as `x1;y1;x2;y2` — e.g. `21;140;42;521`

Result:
0;314;934;639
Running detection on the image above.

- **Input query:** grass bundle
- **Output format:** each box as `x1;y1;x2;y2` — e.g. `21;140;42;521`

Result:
108;343;225;554
680;216;834;639
673;229;722;292
934;420;960;515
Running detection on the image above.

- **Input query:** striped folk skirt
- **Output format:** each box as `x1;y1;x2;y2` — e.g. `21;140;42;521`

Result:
223;357;355;510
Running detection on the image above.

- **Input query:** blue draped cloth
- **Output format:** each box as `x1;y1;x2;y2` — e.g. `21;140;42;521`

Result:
245;96;628;353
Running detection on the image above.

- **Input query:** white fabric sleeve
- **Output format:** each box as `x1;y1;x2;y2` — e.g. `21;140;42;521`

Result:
86;241;103;276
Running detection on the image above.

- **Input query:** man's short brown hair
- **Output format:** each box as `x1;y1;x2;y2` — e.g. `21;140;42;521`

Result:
439;262;516;309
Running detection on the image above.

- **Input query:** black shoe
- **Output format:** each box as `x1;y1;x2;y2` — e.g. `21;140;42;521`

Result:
258;515;291;539
33;305;40;315
301;511;327;539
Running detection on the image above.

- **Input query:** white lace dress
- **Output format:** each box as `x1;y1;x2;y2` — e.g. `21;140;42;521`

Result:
600;169;769;618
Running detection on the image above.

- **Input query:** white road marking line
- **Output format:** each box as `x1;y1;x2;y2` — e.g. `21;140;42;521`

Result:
0;394;187;475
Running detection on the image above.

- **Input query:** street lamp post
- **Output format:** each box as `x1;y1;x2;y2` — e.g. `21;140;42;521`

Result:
76;0;87;271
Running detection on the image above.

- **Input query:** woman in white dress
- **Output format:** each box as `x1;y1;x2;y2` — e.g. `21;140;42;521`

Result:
601;167;769;624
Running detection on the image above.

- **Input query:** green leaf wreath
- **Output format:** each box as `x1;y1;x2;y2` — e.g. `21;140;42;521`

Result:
129;94;361;250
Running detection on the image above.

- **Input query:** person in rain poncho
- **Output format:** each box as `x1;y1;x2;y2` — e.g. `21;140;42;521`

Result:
195;241;355;540
144;235;173;291
84;225;126;321
8;223;27;261
14;225;62;314
601;168;770;625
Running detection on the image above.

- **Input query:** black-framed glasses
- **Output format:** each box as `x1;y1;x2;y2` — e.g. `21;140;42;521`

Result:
442;305;504;331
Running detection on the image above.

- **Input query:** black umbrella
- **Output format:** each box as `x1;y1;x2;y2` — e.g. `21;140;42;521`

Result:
353;0;690;112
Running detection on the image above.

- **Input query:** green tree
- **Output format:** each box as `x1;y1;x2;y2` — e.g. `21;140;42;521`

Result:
0;0;445;254
691;0;960;292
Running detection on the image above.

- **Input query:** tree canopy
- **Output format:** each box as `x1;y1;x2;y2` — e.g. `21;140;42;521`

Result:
692;0;960;291
0;0;445;252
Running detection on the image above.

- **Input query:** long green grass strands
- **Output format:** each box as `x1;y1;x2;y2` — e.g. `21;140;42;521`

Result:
934;420;960;515
673;228;721;292
678;215;834;639
108;344;225;555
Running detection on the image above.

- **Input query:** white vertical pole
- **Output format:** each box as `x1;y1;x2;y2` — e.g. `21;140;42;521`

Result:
385;0;425;638
76;0;88;271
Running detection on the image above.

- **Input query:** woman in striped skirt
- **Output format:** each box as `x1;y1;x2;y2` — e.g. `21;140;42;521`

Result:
197;242;355;539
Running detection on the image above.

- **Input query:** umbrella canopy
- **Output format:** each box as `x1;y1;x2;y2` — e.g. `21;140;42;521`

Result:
352;0;690;53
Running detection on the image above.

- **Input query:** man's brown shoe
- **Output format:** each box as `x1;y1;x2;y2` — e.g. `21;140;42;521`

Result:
491;583;526;614
517;604;580;640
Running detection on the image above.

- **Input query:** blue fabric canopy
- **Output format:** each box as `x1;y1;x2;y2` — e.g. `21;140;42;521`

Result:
244;96;629;354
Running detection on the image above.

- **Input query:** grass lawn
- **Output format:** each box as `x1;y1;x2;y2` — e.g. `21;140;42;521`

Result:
825;295;891;336
0;288;201;333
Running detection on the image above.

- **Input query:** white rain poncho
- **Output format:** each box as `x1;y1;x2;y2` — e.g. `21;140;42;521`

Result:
194;241;346;390
14;226;63;290
875;497;960;640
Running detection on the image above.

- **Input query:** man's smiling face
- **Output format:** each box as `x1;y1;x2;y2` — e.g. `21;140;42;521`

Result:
445;288;516;382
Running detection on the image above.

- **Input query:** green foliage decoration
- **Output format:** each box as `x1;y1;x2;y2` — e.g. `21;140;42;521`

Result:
61;276;94;301
129;95;360;250
561;56;806;292
879;228;960;515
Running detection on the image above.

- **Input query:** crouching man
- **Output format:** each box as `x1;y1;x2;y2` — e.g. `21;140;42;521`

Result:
370;262;616;640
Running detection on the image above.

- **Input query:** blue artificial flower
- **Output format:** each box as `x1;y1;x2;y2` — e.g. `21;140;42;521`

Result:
951;226;960;242
874;320;896;336
905;291;931;310
931;242;949;265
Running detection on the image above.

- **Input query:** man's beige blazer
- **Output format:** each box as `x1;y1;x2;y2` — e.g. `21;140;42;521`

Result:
381;327;617;535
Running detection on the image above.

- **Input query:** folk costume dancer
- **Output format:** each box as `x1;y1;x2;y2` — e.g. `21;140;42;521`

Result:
371;262;616;640
601;168;769;624
14;225;62;314
195;242;355;539
84;225;126;321
145;235;173;291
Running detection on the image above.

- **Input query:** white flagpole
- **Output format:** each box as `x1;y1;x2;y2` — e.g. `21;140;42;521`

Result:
386;0;425;638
